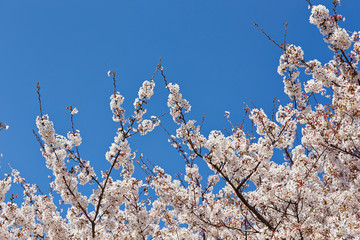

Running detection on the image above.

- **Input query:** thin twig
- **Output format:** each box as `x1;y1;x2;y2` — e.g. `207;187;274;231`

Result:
36;82;43;117
112;73;117;95
283;22;288;50
253;22;284;50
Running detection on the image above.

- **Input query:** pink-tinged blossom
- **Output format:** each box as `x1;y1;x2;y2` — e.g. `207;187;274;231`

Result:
1;3;360;239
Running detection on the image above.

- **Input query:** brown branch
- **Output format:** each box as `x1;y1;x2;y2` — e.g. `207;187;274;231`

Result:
158;61;275;232
328;143;360;159
283;22;288;49
253;22;285;50
340;50;359;84
236;161;261;192
62;176;92;222
210;161;275;231
112;73;117;96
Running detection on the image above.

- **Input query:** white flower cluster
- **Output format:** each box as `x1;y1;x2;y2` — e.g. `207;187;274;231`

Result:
304;79;323;93
110;93;125;122
36;115;56;146
277;45;304;75
67;130;82;146
277;45;304;100
351;31;360;56
309;5;332;35
132;80;157;123
105;140;132;170
0;177;11;202
329;27;351;51
175;120;206;151
137;117;160;135
167;83;191;123
310;4;351;51
2;3;360;239
138;80;155;100
250;107;296;150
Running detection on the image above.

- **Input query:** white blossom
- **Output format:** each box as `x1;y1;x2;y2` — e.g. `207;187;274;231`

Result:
329;27;351;50
70;107;78;115
1;3;360;239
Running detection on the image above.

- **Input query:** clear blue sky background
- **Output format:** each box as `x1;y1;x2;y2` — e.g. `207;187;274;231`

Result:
1;0;360;194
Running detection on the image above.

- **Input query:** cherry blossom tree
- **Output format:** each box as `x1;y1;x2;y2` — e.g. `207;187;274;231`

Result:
1;1;360;239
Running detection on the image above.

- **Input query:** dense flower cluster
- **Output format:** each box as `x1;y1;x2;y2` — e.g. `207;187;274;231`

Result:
1;2;359;239
167;83;191;123
309;3;351;51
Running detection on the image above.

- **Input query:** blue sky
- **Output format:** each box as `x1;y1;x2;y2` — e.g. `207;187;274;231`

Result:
1;0;360;194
